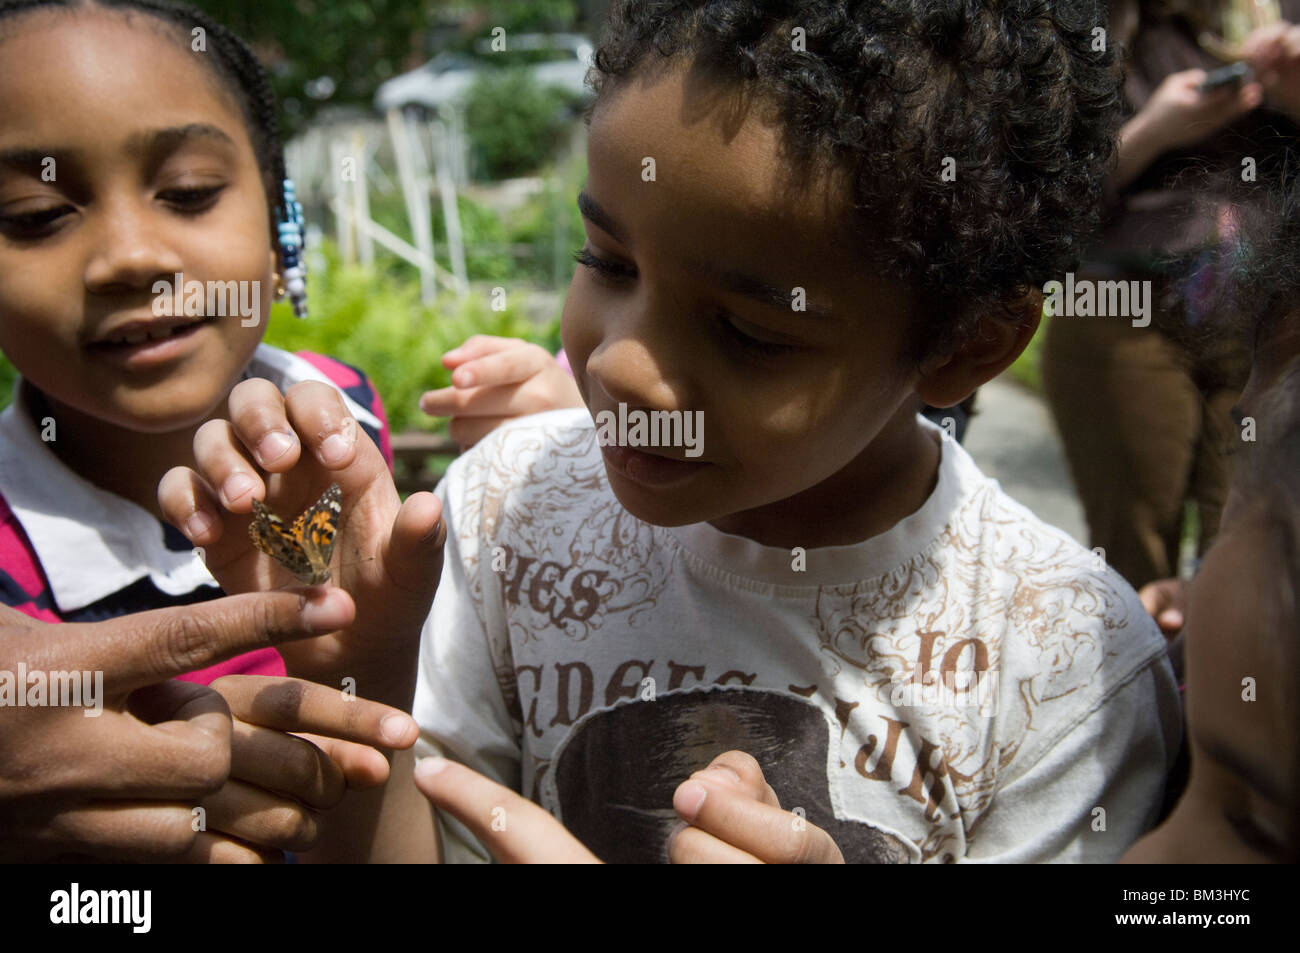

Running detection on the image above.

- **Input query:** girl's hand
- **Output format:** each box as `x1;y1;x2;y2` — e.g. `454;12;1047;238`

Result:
158;378;446;705
1241;22;1300;125
419;335;584;451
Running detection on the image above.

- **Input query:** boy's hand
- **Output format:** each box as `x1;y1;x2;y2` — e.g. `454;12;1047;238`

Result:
419;335;584;451
668;752;845;864
194;675;419;862
159;379;445;703
413;757;601;863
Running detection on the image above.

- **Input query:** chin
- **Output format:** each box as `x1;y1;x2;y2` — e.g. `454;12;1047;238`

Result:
603;469;723;528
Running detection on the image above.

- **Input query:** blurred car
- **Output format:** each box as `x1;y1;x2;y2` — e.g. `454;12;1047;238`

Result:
374;33;595;113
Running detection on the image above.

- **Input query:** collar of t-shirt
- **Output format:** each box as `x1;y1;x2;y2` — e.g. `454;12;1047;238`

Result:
665;416;978;588
0;344;382;614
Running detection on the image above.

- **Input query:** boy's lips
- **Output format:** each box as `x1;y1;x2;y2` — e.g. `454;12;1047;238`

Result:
85;315;216;367
599;443;711;486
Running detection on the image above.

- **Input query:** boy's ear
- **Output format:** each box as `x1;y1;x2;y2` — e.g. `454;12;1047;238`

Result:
915;292;1042;408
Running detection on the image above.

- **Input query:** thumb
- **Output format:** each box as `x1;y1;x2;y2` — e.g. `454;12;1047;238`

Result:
58;589;355;694
383;491;446;604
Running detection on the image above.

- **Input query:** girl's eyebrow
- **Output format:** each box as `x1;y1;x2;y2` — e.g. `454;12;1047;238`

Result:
577;188;835;320
0;125;236;173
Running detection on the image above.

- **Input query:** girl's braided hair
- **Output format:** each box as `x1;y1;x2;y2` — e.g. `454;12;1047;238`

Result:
0;0;288;259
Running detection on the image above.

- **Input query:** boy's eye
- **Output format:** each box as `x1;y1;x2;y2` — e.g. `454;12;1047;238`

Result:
721;313;799;357
0;205;72;239
158;184;224;212
572;246;635;282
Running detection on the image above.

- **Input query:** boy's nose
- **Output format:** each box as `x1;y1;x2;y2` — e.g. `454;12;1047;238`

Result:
82;197;184;293
585;318;692;413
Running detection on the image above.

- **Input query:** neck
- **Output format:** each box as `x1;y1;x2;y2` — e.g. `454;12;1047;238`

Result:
708;406;941;550
24;383;209;523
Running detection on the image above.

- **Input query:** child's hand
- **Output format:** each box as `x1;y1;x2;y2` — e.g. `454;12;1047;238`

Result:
159;379;445;703
0;594;352;862
1137;577;1186;641
419;335;584;451
413;757;602;863
195;675;418;862
1136;68;1263;155
668;752;845;864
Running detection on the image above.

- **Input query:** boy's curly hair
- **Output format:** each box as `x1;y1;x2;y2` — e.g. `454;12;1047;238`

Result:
587;0;1123;359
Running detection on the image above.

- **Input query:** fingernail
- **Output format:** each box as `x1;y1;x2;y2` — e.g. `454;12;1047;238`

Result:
300;591;348;632
185;510;215;541
665;821;688;859
444;347;463;360
415;756;448;778
456;369;476;387
708;764;742;784
319;430;352;465
258;430;297;464
223;473;257;503
381;713;414;745
675;781;708;821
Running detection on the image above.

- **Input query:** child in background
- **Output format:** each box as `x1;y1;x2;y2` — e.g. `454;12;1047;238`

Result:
0;0;436;862
172;0;1183;862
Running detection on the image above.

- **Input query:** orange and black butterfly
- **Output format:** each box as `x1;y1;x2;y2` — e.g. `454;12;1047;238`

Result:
248;483;341;585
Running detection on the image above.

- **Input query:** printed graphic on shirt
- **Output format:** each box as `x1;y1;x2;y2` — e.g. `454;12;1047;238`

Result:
435;412;1170;862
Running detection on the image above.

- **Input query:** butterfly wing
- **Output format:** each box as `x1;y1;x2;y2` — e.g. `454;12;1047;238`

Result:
293;483;342;584
250;498;315;584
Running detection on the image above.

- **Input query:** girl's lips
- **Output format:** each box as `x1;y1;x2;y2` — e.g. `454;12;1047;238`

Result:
86;316;215;368
600;443;710;486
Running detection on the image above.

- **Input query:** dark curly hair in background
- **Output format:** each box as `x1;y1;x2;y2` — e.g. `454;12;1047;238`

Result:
586;0;1124;360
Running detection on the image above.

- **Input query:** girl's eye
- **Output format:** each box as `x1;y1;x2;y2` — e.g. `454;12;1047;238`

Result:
572;246;635;283
0;205;71;239
158;184;224;212
722;313;799;357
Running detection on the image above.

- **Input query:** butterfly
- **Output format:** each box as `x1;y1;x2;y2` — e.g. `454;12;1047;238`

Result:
248;483;342;585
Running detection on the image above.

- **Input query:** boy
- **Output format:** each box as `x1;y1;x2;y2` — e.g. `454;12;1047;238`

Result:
166;0;1181;862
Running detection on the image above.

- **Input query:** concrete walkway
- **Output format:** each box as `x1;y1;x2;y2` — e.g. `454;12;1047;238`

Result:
962;377;1089;546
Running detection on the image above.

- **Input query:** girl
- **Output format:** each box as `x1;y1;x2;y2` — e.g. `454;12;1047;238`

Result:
0;0;440;861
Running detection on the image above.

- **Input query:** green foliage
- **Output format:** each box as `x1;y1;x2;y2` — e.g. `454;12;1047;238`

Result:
262;242;557;433
1005;310;1048;394
0;353;16;412
464;67;578;180
367;189;513;282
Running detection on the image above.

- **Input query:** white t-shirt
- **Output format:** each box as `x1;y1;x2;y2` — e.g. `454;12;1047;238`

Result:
414;409;1182;863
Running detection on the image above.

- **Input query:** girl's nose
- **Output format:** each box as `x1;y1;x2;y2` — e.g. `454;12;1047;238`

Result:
82;196;184;293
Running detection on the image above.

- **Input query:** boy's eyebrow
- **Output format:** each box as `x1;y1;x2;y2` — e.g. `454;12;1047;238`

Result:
577;189;835;319
0;125;236;172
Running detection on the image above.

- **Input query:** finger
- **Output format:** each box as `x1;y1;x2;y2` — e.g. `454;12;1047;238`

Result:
200;779;320;853
179;831;284;864
382;490;446;606
1157;608;1184;637
440;334;519;369
672;777;842;863
667;822;763;863
228;720;346;809
690;751;782;807
450;343;549;390
226;377;301;473
37;801;204;862
1138;583;1171;618
448;414;513;450
421;384;543;419
193;419;265;511
294;733;391;789
283;381;363;473
413;757;600;863
56;590;353;692
211;675;418;751
158;466;225;548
